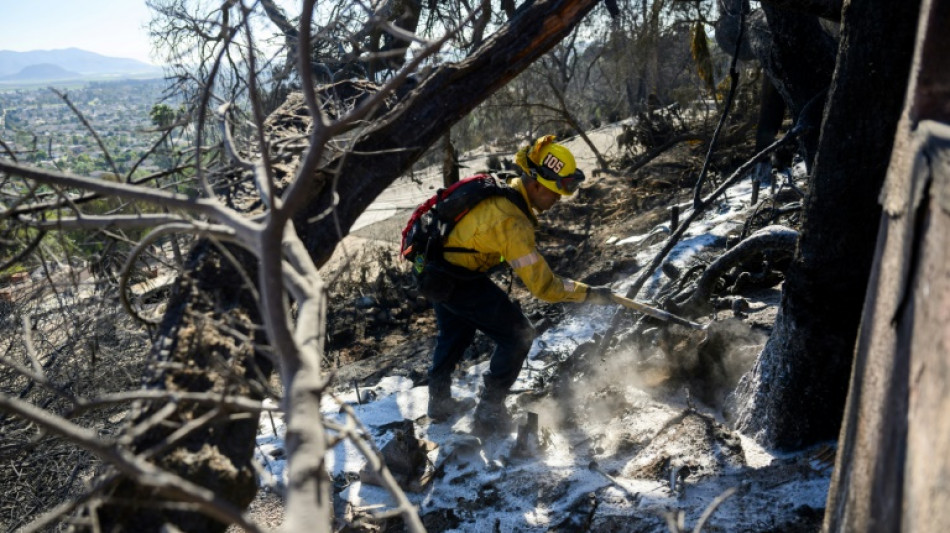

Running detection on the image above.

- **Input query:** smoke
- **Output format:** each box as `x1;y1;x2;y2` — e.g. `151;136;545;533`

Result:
529;318;767;433
711;318;768;372
526;340;660;435
656;318;767;410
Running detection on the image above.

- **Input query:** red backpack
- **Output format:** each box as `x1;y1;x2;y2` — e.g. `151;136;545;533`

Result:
400;173;531;274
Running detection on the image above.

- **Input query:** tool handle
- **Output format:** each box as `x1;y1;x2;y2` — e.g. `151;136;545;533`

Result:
610;294;709;330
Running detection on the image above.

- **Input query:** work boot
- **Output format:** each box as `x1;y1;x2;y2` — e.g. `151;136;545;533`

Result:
427;380;475;422
472;391;512;436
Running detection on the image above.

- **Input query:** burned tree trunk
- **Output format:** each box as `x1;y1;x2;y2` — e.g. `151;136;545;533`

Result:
669;225;798;315
716;0;837;164
96;244;269;532
755;3;837;155
727;0;922;449
825;2;950;530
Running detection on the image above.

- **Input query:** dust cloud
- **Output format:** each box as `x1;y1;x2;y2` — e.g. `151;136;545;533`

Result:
526;317;768;435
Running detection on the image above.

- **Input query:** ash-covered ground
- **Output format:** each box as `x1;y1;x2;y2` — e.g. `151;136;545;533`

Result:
240;126;831;532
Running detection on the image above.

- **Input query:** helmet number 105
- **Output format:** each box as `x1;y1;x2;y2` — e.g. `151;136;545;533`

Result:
542;153;564;173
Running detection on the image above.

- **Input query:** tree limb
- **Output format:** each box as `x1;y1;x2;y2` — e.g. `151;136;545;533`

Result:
624;134;707;174
670;225;799;314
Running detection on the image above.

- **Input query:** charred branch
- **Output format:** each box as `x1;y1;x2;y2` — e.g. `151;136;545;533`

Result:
623;134;707;175
669;225;799;315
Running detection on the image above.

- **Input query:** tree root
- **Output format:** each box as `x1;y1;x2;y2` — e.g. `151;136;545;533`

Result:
669;225;799;315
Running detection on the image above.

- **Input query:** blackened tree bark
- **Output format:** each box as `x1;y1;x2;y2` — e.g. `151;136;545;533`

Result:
728;0;923;450
762;0;843;21
825;1;950;530
93;1;600;531
97;244;269;532
715;0;837;163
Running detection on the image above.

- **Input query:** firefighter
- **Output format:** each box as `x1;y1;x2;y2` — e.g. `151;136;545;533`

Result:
424;135;614;435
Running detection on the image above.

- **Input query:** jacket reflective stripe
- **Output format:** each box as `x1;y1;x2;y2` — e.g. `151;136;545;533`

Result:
509;252;540;269
442;178;589;303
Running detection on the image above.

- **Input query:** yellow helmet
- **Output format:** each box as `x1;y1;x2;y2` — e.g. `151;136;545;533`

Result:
515;135;586;195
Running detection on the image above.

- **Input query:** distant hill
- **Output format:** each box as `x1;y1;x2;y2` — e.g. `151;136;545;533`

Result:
0;48;161;82
0;63;82;82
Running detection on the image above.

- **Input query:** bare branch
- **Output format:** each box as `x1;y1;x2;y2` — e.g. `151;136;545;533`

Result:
5;164;197;218
21;473;122;533
20;316;44;376
117;221;243;326
193;21;245;199
216;103;256;170
334;399;425;532
0;160;259;243
30;213;187;230
122;402;180;446
260;0;299;41
70;391;272;417
0;338;76;405
239;3;279;211
693;487;738;533
0;136;17;160
0;230;45;272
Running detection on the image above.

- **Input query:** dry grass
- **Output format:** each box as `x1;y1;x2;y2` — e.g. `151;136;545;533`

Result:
0;274;151;530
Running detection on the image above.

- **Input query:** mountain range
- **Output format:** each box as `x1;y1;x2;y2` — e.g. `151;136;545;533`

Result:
0;48;162;82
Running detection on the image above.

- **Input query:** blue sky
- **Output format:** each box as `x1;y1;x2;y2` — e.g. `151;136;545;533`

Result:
0;0;155;64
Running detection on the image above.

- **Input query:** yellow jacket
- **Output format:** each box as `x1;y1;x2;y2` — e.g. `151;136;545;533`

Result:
442;178;590;303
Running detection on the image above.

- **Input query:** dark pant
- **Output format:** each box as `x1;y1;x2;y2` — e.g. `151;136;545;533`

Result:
428;273;536;397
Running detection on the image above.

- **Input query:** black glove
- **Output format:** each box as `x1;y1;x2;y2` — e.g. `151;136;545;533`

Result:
585;285;615;305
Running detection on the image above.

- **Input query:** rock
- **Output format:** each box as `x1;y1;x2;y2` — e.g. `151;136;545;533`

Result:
358;389;377;403
359;419;436;492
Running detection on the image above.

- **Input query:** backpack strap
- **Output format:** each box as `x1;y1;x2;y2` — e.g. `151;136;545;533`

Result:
441;178;533;255
500;186;533;222
410;174;536;276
